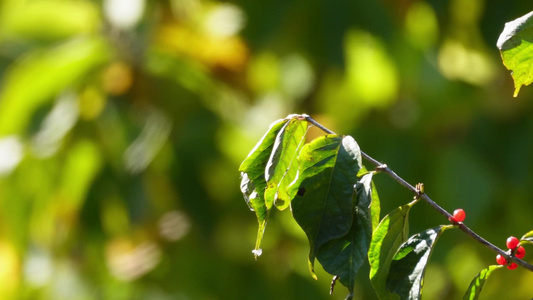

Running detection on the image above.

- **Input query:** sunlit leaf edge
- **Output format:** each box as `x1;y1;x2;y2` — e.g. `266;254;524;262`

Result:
462;265;503;300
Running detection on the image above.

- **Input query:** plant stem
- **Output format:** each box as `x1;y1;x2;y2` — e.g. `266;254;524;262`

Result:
304;115;533;272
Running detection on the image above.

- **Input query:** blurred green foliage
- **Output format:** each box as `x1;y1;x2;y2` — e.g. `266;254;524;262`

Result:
0;0;532;299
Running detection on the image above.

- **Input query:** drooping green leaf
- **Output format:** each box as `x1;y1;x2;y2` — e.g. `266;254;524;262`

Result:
497;11;533;97
463;265;503;300
239;118;288;258
386;225;451;300
0;37;110;136
265;117;308;210
289;135;363;277
521;230;533;245
369;202;416;300
316;172;377;292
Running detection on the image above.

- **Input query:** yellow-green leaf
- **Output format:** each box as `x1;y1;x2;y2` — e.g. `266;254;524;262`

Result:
265;117;308;210
239;118;288;258
497;11;533;97
463;265;503;300
0;37;110;136
369;202;415;300
0;0;100;42
521;230;533;245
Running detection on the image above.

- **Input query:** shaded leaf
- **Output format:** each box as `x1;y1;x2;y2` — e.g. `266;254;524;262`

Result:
497;11;533;97
386;225;451;299
463;265;503;300
316;172;377;292
521;230;533;245
289;135;363;277
239;118;288;257
369;202;415;300
265;117;308;210
0;37;109;135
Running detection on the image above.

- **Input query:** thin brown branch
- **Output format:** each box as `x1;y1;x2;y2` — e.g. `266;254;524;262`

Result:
304;114;533;272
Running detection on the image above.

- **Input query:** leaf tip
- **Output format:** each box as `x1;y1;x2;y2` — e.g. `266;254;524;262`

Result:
308;259;318;280
252;248;262;259
513;86;521;97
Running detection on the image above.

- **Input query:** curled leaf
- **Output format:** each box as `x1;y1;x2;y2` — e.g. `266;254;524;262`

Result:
239;118;288;258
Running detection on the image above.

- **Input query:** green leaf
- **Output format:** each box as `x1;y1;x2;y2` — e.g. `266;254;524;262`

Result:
316;172;377;292
289;135;363;278
265;117;308;210
370;180;381;232
369;202;415;300
463;265;503;300
386;225;450;299
0;0;99;42
521;230;533;245
59;140;102;210
497;11;533;97
0;37;109;136
239;118;288;258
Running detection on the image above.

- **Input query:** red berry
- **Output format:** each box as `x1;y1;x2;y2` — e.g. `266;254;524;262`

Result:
516;246;526;259
507;262;518;270
506;236;520;250
496;254;507;265
451;209;465;222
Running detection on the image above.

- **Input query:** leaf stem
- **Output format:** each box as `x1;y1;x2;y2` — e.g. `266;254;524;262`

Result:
304;115;533;272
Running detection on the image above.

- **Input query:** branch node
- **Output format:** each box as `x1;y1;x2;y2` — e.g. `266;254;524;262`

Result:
375;164;388;173
414;182;425;200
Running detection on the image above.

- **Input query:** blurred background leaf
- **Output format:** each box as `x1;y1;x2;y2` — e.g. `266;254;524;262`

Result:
0;0;533;299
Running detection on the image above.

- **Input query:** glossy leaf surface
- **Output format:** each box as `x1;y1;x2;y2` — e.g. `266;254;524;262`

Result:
289;135;363;277
386;225;450;299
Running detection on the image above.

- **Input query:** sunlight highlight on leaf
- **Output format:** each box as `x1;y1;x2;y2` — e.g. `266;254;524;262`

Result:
239;118;288;258
521;230;533;245
497;11;533;97
386;225;451;299
463;265;502;300
369;202;415;300
265;117;308;210
0;136;23;176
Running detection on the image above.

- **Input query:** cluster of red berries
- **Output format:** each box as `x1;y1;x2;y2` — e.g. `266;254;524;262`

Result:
495;236;526;270
447;209;526;270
